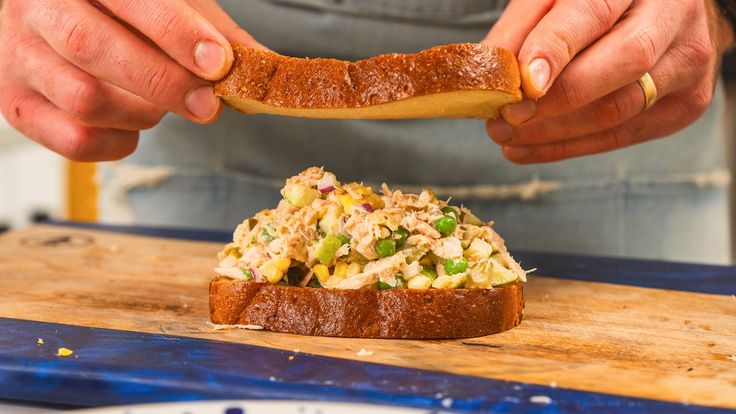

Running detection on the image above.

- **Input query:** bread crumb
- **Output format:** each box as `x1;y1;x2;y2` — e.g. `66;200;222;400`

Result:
441;398;453;408
530;395;552;405
37;338;44;345
549;381;557;388
56;347;74;357
727;355;736;362
293;348;300;353
269;376;277;382
288;355;295;361
434;393;443;399
356;348;374;357
207;322;264;331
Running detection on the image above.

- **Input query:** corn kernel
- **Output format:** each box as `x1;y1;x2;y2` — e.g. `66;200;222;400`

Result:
346;262;362;276
313;264;331;283
338;194;356;210
407;275;432;290
333;261;348;279
262;257;291;284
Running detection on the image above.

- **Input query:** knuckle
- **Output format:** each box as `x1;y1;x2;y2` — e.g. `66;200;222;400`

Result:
587;0;618;29
686;37;714;67
63;125;96;162
551;76;584;110
153;8;186;43
140;63;176;103
67;77;102;120
687;86;713;118
629;29;658;72
594;93;630;128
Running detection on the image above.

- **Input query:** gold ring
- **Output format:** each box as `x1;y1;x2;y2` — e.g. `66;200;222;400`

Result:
636;72;657;112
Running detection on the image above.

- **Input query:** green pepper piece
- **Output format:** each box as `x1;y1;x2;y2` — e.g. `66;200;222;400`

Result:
337;234;351;245
316;235;342;265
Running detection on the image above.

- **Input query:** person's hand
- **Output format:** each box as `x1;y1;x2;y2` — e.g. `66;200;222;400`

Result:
484;0;734;164
0;0;263;161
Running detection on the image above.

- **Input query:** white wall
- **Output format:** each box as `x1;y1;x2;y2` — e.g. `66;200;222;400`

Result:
0;115;65;229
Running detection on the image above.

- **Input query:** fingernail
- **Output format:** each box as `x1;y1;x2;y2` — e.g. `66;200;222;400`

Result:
502;99;536;125
504;146;533;161
487;119;514;143
194;41;226;77
528;58;551;93
185;86;219;121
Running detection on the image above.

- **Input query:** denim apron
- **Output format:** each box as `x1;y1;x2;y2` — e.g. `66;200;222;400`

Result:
100;0;732;264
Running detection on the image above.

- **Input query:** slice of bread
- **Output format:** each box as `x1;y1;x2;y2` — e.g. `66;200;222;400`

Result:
214;43;522;119
209;277;524;339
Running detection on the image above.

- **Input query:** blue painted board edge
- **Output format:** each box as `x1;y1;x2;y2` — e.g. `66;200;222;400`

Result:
43;220;736;296
1;318;733;414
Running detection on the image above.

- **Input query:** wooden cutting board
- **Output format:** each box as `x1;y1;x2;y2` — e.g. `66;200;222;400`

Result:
0;224;734;409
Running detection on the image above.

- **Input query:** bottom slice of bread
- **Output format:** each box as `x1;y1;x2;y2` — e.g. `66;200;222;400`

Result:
209;276;524;339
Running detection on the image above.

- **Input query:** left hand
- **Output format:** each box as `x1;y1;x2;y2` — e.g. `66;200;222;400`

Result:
484;0;734;164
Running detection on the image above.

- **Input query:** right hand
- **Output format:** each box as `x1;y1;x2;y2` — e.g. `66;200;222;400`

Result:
0;0;264;161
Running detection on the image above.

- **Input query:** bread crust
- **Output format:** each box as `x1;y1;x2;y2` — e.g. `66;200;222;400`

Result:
214;43;522;119
209;276;524;339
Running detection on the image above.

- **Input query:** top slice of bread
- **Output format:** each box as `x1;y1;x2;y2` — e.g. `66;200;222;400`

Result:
214;43;522;120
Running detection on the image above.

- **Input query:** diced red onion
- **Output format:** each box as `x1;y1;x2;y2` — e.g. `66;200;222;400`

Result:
250;267;263;283
362;203;374;212
317;175;337;193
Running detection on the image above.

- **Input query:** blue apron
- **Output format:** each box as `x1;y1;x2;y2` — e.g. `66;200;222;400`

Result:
99;0;732;264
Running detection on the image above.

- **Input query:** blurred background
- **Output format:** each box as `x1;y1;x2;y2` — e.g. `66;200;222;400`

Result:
1;54;735;259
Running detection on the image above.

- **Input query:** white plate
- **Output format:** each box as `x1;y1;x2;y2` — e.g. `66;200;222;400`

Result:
63;400;439;414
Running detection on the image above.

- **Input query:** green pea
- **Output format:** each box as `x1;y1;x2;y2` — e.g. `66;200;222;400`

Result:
420;266;438;280
441;206;458;220
435;215;457;237
375;238;397;258
393;226;410;248
337;234;351;245
444;258;469;275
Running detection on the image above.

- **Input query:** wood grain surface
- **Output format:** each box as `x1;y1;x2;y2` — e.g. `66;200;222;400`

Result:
0;225;734;408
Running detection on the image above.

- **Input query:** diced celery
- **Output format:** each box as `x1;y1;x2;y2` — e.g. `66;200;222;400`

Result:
282;184;320;207
316;235;342;265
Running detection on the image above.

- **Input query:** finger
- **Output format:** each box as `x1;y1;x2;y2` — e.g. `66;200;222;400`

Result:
501;92;708;164
489;46;703;146
185;0;269;50
515;0;633;99
0;83;139;162
505;0;684;125
32;0;221;123
21;39;166;131
96;0;233;80
482;0;554;53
